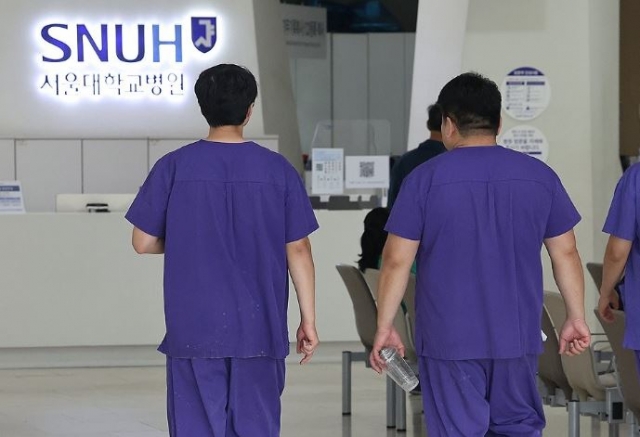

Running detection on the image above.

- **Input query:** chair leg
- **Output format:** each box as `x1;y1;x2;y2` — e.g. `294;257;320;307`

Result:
608;422;619;437
568;400;580;437
630;414;640;437
387;376;396;428
591;415;601;436
342;351;351;415
395;382;407;432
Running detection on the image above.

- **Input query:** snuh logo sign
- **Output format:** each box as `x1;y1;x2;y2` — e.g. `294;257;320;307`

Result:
35;15;220;100
191;17;217;54
39;17;218;63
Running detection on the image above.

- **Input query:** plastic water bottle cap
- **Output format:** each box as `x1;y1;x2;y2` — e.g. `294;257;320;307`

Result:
379;347;396;361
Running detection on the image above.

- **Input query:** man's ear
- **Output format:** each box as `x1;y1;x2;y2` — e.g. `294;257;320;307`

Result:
243;103;255;126
443;116;456;138
497;116;503;137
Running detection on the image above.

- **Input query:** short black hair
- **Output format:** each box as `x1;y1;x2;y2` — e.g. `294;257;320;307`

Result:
436;72;501;136
357;207;389;272
426;104;442;132
194;64;258;128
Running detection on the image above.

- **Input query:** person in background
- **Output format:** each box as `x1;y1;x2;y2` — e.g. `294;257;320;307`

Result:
599;163;640;373
387;104;446;209
126;64;319;437
370;72;590;436
358;207;391;272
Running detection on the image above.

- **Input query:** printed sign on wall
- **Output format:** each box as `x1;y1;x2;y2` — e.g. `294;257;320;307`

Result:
280;4;327;59
345;156;389;189
500;125;549;162
0;181;26;214
312;148;344;194
501;67;550;121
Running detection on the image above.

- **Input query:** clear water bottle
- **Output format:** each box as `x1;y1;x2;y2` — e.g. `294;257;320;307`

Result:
379;347;419;392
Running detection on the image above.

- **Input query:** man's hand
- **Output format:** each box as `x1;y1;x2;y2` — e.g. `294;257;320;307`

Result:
558;318;591;356
598;290;620;323
369;326;404;373
296;322;319;365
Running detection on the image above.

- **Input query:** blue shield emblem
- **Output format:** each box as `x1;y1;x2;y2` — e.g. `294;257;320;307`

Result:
191;17;217;53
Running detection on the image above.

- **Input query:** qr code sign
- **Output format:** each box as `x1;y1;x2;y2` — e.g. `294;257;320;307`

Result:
359;161;375;178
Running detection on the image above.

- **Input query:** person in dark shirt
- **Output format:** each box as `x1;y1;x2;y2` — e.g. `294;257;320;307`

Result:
357;207;390;273
387;105;447;208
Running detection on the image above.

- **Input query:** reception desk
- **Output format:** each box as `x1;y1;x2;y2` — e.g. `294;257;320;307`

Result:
0;210;366;352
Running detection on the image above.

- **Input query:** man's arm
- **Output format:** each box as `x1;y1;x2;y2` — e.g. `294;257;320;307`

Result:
370;234;419;373
544;229;590;356
286;237;318;364
132;227;165;254
598;235;632;321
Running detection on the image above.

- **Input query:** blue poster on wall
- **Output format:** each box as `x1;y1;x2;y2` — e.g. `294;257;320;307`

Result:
0;181;26;214
501;67;551;121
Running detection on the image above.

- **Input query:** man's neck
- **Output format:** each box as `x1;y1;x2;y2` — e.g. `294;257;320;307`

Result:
428;132;443;142
205;125;246;143
453;134;497;149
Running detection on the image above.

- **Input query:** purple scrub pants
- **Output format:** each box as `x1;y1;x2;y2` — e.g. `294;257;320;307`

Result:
419;355;545;437
166;357;285;437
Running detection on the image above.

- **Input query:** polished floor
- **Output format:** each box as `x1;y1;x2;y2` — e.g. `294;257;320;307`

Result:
0;354;634;436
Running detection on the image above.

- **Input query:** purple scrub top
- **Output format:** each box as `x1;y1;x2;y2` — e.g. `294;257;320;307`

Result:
386;146;580;360
603;163;640;350
126;140;318;359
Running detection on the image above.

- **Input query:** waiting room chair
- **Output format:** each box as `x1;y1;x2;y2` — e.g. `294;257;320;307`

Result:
539;298;573;406
361;267;418;430
336;264;415;430
587;262;604;289
336;264;376;417
404;274;417;340
544;292;623;436
595;309;640;435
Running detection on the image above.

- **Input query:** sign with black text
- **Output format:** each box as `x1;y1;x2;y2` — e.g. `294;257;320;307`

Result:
281;4;327;59
0;182;26;214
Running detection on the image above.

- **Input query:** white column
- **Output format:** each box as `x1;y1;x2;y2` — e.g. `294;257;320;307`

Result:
407;0;469;150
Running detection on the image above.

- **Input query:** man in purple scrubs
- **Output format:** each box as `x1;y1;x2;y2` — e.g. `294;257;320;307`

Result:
370;72;591;436
599;165;640;372
126;64;319;436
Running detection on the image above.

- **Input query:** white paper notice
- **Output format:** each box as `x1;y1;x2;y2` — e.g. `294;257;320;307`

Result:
312;148;344;195
500;125;549;162
0;181;26;214
502;67;551;121
345;156;390;189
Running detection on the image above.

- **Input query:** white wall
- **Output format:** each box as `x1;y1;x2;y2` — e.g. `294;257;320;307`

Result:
83;140;148;194
0;211;363;348
5;136;277;212
290;35;332;156
16;140;82;212
462;0;620;326
253;0;304;171
0;140;14;180
292;33;415;156
407;0;469;151
589;0;622;260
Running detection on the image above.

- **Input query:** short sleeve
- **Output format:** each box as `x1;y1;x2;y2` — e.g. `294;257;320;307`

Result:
125;155;174;238
285;163;319;243
385;173;425;241
544;175;581;239
603;169;637;241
